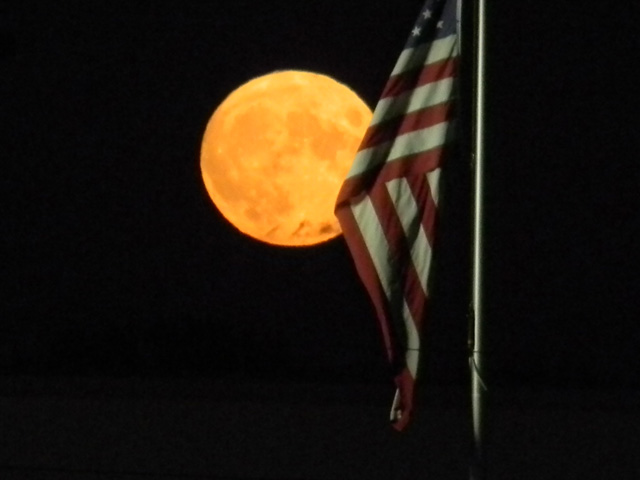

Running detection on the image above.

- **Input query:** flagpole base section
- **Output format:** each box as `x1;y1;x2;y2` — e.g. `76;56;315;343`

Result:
469;350;488;480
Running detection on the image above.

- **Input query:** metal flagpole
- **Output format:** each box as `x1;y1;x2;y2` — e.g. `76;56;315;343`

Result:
469;0;488;478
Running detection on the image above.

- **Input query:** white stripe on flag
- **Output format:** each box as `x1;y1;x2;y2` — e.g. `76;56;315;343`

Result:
404;347;419;379
347;121;451;178
371;77;456;126
386;121;451;162
391;35;459;76
385;178;432;295
350;195;393;299
402;301;420;379
426;168;441;206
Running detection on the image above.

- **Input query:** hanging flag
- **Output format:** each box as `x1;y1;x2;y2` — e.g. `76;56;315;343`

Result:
335;0;460;430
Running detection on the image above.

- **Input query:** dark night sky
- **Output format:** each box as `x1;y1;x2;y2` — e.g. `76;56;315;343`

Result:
2;1;637;391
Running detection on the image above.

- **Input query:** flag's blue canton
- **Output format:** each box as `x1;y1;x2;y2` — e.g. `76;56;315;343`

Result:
405;0;458;49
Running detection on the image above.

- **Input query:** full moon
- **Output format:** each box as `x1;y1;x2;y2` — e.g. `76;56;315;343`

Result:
200;70;372;246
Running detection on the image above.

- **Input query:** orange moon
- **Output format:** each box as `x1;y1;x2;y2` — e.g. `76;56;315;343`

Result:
200;70;372;246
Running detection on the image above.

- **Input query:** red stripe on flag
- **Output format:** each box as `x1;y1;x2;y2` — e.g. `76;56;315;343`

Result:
360;101;455;150
368;182;428;351
334;206;396;363
406;173;438;246
336;145;451;206
381;181;431;329
381;57;458;99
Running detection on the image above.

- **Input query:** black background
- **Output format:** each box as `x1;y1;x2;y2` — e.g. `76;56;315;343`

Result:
2;0;638;391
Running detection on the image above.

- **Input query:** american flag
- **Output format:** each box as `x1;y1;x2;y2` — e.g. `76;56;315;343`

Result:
335;0;460;431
